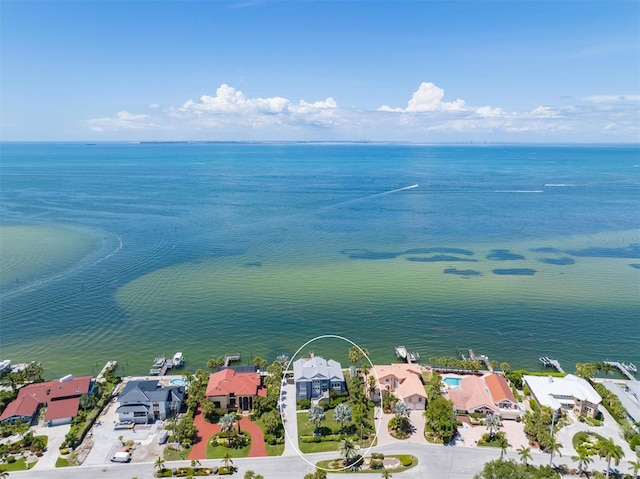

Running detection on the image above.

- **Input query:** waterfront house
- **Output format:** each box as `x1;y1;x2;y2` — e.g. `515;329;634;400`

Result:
371;364;427;410
293;354;345;400
116;380;184;424
447;373;521;420
205;368;266;411
523;374;601;418
0;375;94;426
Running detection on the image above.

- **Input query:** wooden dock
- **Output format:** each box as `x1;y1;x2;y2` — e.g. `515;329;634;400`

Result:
604;361;637;381
468;348;493;373
539;356;564;373
159;359;173;376
224;353;241;367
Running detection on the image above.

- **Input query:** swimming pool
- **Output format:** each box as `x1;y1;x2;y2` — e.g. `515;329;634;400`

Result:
443;377;461;387
169;378;187;387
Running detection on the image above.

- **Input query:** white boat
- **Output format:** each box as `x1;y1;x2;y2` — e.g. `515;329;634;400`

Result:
172;352;184;367
395;346;407;359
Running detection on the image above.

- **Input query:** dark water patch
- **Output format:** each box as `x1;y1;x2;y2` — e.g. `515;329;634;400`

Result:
407;255;477;263
538;257;575;265
493;268;536;276
487;249;525;261
340;249;401;260
565;244;640;259
443;268;482;277
405;247;475;256
210;247;247;257
244;262;262;267
630;263;640;269
530;247;562;253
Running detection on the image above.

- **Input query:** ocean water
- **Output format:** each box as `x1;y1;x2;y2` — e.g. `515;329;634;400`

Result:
0;142;638;379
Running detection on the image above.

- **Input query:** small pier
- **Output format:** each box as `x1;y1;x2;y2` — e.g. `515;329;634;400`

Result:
224;353;241;367
604;361;637;381
468;348;493;373
539;356;564;373
96;360;117;383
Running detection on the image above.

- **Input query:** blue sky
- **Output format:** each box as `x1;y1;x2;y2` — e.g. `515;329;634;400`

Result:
1;1;639;142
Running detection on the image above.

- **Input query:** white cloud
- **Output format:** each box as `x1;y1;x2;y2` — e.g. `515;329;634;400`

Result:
475;106;507;117
581;94;640;103
86;82;640;141
88;111;154;132
530;106;559;118
379;82;466;112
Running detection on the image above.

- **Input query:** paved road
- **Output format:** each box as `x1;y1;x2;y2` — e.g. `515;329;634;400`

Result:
13;437;639;479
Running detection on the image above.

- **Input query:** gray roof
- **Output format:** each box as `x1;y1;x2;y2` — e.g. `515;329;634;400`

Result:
602;380;640;424
116;404;150;414
119;380;184;405
627;380;640;401
293;356;344;383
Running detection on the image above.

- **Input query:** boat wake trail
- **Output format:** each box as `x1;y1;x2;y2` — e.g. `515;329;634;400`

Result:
323;184;419;209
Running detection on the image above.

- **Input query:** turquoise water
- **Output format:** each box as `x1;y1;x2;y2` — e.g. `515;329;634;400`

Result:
444;377;461;387
0;142;638;379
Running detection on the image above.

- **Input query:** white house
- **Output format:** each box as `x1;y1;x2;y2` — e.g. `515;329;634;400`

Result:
523;374;601;418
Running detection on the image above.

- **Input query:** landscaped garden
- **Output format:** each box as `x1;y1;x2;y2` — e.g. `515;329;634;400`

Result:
297;399;376;454
316;450;418;474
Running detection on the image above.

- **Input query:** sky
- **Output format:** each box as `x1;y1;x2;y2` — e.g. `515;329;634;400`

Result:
1;0;639;143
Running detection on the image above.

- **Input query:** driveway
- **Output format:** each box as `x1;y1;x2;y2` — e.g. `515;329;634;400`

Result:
29;423;70;471
279;381;300;456
556;408;636;460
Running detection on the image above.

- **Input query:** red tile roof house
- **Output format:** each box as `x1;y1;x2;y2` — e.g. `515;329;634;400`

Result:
0;375;94;427
205;369;266;412
372;364;428;410
447;373;521;420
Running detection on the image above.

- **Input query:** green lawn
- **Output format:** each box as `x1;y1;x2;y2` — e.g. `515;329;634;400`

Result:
205;431;251;459
55;457;69;468
163;444;192;461
0;457;36;472
254;417;285;456
297;407;376;454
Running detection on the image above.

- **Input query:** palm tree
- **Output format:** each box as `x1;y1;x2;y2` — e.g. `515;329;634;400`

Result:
349;347;361;366
190;458;201;470
629;457;640;479
276;355;290;370
219;413;236;446
598;437;624;479
307;405;326;434
338;437;358;462
483;413;502;440
571;448;594;477
334;403;352;433
500;362;510;373
517;446;532;466
154;456;166;474
221;452;234;469
547;437;563;466
381;470;392;479
367;375;377;400
497;435;510;459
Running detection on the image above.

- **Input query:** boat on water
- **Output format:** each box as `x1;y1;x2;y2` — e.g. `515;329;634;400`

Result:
409;351;420;362
395;346;407;360
149;356;166;376
172;352;184;368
